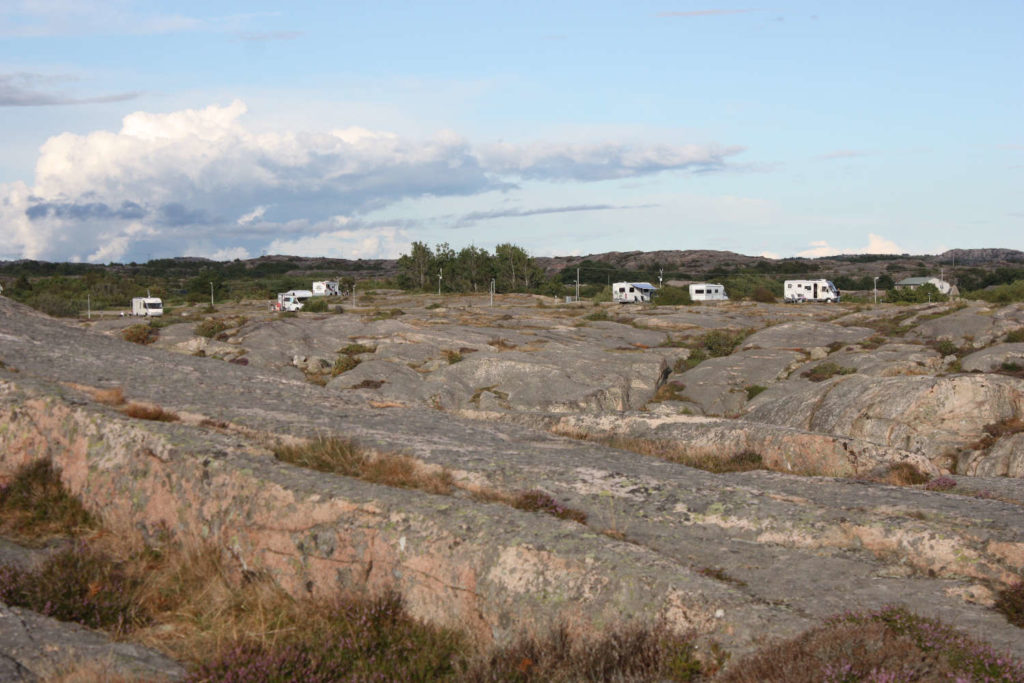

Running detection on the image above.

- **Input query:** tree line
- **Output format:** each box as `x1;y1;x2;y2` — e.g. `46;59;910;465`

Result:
396;242;549;293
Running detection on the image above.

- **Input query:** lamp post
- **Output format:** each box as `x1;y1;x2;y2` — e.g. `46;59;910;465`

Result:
489;278;495;307
438;268;443;296
210;282;214;308
873;276;879;305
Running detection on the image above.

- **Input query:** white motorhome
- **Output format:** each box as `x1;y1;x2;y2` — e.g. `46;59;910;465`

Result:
688;283;728;302
312;280;340;296
784;279;840;303
131;297;163;317
612;282;657;303
276;289;313;312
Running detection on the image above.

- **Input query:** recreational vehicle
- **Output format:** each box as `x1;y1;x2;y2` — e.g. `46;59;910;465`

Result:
688;283;728;302
276;289;313;312
312;280;340;296
784;279;840;303
612;282;656;303
131;297;163;317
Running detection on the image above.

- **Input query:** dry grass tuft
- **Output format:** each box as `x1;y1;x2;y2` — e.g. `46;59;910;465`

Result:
120;402;180;422
273;437;453;495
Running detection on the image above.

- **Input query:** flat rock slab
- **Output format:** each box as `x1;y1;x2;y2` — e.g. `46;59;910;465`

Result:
962;343;1024;372
0;601;185;681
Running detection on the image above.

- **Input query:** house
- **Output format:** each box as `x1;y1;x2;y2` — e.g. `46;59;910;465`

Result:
894;277;953;295
612;282;657;303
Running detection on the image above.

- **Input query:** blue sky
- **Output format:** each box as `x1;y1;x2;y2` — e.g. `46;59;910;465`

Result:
1;1;1021;263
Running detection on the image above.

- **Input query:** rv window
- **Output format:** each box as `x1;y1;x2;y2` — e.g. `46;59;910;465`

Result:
146;302;162;309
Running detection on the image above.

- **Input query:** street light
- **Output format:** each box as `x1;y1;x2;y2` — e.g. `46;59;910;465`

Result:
873;276;879;305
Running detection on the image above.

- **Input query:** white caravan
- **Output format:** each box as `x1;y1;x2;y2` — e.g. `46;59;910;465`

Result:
612;282;657;303
276;289;313;312
312;280;340;296
131;297;163;317
784;279;840;303
688;283;728;302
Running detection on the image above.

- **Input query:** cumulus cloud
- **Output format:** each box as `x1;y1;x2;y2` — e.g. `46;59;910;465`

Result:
795;233;904;258
0;100;741;262
267;226;410;259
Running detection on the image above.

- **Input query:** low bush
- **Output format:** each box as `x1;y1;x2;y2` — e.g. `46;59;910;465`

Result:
584;309;610;321
338;343;376;356
802;362;856;382
444;349;464;364
745;385;767;400
933;338;960;356
750;286;775;303
719;604;1024;682
653;285;691;306
331;355;359;376
302;297;330;313
0;460;96;541
924;476;957;491
1005;327;1024;343
121;324;158;345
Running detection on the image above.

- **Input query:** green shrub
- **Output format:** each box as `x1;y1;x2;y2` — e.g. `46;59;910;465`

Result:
653;285;691;306
303;298;329;313
331;355;360;375
745;385;767;400
584;309;610;321
933;338;960;356
750;287;775;303
0;460;96;541
1005;327;1024;343
338;343;376;356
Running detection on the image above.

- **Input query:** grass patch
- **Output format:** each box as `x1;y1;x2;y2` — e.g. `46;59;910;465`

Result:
744;385;767;401
932;338;962;356
121;323;158;345
1005;327;1024;343
651;381;689;403
0;460;97;542
338;342;376;355
880;462;931;486
120;402;180;422
272;437;454;495
697;566;748;588
444;349;464;364
859;334;887;349
370;308;404;320
802;362;856;382
674;348;708;373
584;309;610;321
331;354;360;376
718;604;1024;683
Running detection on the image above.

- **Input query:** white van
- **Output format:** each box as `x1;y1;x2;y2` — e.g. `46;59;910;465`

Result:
131;297;163;317
612;282;657;303
276;289;313;312
784;279;840;303
688;283;728;302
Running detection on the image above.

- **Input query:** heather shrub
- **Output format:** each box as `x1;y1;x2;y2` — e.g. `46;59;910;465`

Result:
1005;327;1024;343
933;338;960;356
701;329;746;357
0;542;146;634
719;604;1024;682
584;309;610;321
750;286;775;303
121;402;180;422
302;297;329;313
653;285;691;306
512;490;587;524
331;354;359;375
924;476;957;491
995;582;1024;627
121;324;158;345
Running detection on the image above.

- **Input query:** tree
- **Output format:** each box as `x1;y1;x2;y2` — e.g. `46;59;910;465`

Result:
494;243;531;291
454;245;494;292
397;242;435;290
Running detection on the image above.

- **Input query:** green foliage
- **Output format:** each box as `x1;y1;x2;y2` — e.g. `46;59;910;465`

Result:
1005;327;1024;343
584;309;610;321
338;343;375;355
591;285;613;303
331;355;360;375
397;241;542;293
886;282;948;303
719;273;782;300
701;329;747;357
933;338;960;356
302;297;330;313
653;285;691;306
968;280;1024;304
750;286;775;303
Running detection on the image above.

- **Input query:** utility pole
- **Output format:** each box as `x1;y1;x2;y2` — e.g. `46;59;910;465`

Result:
87;293;91;320
210;282;214;308
873;276;879;305
658;268;664;289
352;283;356;308
575;268;580;302
438;267;443;296
490;278;495;307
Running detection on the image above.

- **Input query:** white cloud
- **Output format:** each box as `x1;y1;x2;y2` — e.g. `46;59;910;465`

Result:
267;226;409;259
0;99;742;262
795;233;904;258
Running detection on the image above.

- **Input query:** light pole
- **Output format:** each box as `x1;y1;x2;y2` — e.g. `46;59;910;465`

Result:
575;268;580;302
489;278;495;307
210;282;214;308
438;267;443;296
873;276;879;305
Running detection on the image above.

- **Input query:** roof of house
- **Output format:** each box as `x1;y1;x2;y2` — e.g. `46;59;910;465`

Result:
896;277;945;286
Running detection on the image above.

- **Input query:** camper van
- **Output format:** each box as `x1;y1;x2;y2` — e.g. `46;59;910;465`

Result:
276;289;313;312
612;282;657;303
312;281;340;296
688;283;728;302
131;297;163;317
784;279;840;303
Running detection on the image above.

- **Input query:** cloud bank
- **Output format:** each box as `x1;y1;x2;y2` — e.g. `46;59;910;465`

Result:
795;234;904;258
0;100;742;262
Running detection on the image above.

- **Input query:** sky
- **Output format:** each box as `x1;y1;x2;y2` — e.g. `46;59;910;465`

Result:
1;1;1021;264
